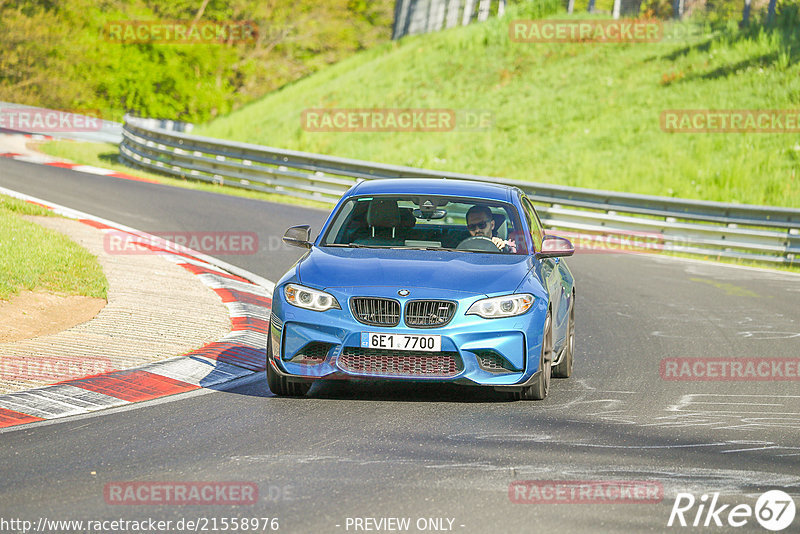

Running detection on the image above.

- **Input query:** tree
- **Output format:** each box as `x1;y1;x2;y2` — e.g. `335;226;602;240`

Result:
673;0;684;19
767;0;777;24
741;0;751;25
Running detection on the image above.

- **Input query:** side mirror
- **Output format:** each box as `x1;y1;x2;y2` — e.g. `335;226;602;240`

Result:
537;235;574;258
283;225;312;249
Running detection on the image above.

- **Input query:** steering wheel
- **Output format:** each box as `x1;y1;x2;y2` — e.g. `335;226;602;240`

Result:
457;236;500;252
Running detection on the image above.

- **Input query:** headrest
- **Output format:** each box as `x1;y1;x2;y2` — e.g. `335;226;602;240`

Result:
492;212;507;238
347;201;370;228
492;213;505;228
367;199;400;228
399;207;416;228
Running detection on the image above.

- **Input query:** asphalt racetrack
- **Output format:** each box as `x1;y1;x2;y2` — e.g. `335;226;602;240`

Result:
1;158;799;533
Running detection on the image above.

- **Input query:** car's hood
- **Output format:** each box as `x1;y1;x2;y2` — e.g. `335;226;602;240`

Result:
296;247;534;296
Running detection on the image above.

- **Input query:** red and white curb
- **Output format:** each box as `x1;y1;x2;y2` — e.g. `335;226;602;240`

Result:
0;130;53;140
0;150;159;184
0;186;275;430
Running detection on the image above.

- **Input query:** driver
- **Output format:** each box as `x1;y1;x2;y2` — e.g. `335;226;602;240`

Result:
465;205;516;252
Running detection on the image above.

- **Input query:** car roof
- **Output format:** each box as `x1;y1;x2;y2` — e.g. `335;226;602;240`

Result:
348;178;515;203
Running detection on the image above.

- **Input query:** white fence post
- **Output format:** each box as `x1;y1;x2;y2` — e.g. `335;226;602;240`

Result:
429;0;447;31
462;0;477;25
445;0;461;28
477;0;491;21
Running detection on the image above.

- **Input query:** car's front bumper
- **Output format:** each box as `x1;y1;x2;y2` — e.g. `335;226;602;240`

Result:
269;286;548;387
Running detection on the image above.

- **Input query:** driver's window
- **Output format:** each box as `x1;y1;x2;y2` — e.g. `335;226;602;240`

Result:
521;197;543;252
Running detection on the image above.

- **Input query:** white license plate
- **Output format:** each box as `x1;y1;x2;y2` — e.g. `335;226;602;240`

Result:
361;332;441;352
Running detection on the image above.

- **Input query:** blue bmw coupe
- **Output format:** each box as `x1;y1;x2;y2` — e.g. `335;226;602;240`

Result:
267;178;576;400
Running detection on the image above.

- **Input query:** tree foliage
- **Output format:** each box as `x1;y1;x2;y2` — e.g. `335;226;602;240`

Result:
0;0;393;122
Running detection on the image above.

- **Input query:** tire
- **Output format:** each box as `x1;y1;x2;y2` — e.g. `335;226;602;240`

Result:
552;292;575;379
510;311;553;401
266;332;311;397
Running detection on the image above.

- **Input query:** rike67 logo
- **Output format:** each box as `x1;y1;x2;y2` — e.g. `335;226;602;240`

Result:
668;490;796;531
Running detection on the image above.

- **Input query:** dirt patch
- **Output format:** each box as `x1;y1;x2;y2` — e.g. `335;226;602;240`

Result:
0;290;106;343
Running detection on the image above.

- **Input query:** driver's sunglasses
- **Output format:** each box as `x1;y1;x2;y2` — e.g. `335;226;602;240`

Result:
467;220;491;231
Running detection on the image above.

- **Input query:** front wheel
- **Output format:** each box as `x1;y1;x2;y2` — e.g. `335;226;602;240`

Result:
511;311;553;401
266;334;312;397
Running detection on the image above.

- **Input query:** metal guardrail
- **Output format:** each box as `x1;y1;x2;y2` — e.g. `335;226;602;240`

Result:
120;116;800;264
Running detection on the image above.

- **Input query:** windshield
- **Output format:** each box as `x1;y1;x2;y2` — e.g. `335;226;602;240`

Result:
320;195;528;254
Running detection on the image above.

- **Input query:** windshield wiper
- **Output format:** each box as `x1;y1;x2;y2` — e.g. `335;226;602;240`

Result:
387;246;435;250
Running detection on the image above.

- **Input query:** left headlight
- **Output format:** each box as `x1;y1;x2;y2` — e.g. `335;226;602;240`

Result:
284;283;341;312
466;294;534;319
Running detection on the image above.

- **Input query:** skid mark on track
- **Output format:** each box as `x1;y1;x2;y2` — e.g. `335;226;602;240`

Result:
660;394;800;434
648;303;797;339
738;331;800;339
532;380;800;446
689;277;761;298
446;431;800;459
228;454;800;498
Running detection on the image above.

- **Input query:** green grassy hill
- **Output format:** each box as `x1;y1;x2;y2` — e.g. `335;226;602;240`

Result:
196;3;800;207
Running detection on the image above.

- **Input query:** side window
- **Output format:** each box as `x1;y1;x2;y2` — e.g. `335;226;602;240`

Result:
521;197;544;252
330;201;357;243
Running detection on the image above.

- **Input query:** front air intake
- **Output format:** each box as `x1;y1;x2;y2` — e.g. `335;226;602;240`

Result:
350;297;401;327
404;300;456;328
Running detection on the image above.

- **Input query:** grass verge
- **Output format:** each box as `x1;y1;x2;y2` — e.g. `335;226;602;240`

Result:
0;194;108;301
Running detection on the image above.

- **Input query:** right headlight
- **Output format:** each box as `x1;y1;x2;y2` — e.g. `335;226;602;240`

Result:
466;294;534;319
284;283;341;312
